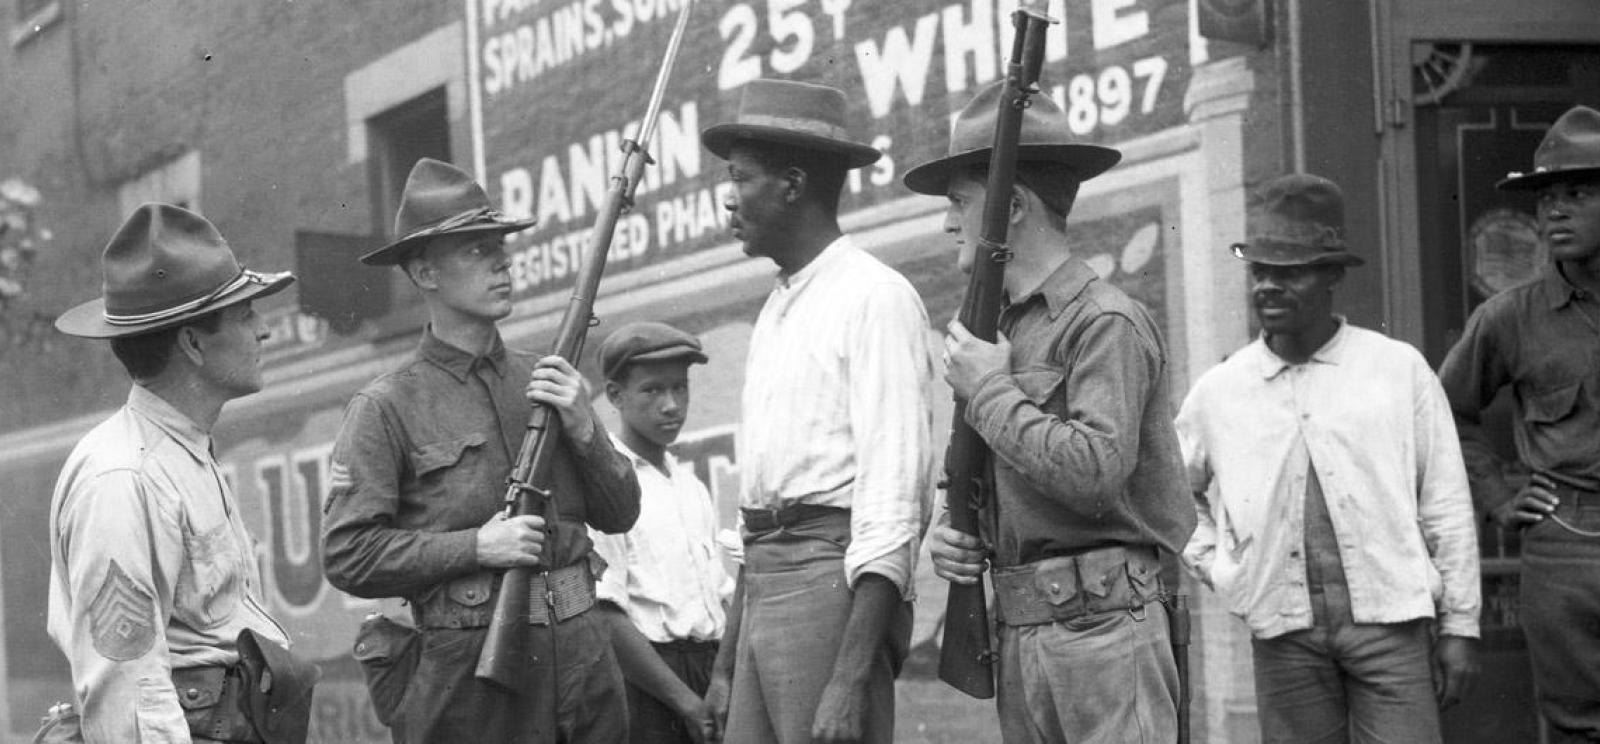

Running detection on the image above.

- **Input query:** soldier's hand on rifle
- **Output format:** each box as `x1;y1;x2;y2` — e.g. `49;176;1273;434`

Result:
928;524;988;585
476;512;546;568
944;319;1011;400
1489;471;1560;529
526;355;599;447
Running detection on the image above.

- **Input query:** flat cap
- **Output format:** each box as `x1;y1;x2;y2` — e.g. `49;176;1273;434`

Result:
598;321;708;380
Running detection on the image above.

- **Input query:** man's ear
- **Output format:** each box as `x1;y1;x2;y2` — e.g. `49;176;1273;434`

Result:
1009;184;1032;226
782;166;808;204
604;378;623;405
176;325;206;367
404;255;437;291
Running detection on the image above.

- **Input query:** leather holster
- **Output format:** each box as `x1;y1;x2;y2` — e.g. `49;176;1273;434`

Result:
235;628;321;744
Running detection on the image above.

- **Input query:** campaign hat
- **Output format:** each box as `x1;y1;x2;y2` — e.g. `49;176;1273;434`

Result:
902;80;1122;196
598;321;708;381
1230;174;1365;267
1497;105;1600;191
359;158;537;266
55;203;295;339
701;79;881;169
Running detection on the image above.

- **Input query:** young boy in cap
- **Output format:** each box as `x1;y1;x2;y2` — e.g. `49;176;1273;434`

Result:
1179;174;1480;743
590;321;730;744
1439;105;1600;742
320;158;640;742
48;204;309;742
699;79;937;744
913;80;1194;744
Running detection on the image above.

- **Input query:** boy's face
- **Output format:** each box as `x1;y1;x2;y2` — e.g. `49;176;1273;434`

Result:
608;360;692;449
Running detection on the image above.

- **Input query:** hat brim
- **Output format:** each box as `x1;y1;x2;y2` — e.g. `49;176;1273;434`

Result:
1230;243;1366;268
701;124;881;169
360;217;539;266
1495;165;1600;191
902;144;1123;196
55;270;296;339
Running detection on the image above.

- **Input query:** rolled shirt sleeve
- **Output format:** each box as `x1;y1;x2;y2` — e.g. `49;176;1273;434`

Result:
844;283;937;596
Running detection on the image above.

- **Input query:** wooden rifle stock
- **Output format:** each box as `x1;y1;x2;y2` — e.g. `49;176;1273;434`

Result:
937;7;1054;700
474;1;695;689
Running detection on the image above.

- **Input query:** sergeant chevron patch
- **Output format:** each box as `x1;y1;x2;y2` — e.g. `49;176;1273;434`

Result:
89;560;157;661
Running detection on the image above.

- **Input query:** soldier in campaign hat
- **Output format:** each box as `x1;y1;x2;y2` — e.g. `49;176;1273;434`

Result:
916;80;1193;744
47;204;316;743
320;158;641;742
700;79;937;744
1440;105;1600;742
589;321;731;744
1180;174;1481;744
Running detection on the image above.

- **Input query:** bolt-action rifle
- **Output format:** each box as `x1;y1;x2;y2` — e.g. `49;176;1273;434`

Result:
474;0;694;689
937;6;1054;700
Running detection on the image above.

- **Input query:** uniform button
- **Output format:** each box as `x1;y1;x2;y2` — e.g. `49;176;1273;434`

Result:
465;589;478;600
355;643;367;654
1048;582;1062;595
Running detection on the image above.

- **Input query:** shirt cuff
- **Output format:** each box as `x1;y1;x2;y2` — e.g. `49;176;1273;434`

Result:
849;541;915;599
1437;612;1480;639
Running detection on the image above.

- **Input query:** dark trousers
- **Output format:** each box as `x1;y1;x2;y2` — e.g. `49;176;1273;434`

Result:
625;640;718;744
1521;493;1600;743
390;612;627;743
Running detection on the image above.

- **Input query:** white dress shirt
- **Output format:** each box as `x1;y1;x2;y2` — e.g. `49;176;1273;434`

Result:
592;435;731;643
738;236;937;595
1177;321;1481;639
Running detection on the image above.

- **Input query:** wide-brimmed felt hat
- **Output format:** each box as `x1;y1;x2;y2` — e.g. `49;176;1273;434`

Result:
701;80;881;169
598;321;708;381
360;158;537;266
902;80;1122;196
1497;105;1600;191
55;203;295;339
1230;174;1365;267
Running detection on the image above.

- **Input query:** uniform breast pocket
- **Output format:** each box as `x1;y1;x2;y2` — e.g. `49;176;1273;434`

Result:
1522;379;1583;426
1013;367;1065;408
406;433;489;496
175;521;243;630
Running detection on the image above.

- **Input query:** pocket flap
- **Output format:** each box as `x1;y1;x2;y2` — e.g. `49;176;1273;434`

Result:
1031;560;1080;606
409;433;488;477
170;666;226;710
1013;367;1065;406
446;573;494;607
1523;381;1582;424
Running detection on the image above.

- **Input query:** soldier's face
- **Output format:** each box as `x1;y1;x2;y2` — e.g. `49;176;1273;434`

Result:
1537;178;1600;265
607;361;691;449
944;172;988;275
415;233;514;322
193;301;270;398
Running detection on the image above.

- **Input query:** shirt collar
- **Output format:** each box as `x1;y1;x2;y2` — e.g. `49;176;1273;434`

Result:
775;235;852;291
418;325;508;382
126;384;213;462
1254;317;1350;380
609;431;677;474
1544;262;1596;310
1009;257;1097;319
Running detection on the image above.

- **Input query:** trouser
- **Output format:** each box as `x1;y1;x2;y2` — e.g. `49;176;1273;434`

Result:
626;639;718;744
995;601;1179;744
1521;488;1600;742
1250;578;1440;744
726;522;907;744
388;611;627;743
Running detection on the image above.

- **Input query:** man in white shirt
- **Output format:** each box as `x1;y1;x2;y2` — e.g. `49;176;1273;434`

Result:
1177;174;1481;743
697;79;937;744
591;321;730;744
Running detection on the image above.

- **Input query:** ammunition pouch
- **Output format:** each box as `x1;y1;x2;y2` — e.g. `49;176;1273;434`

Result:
234;628;322;744
171;665;260;743
352;614;421;727
992;546;1164;627
413;558;599;629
